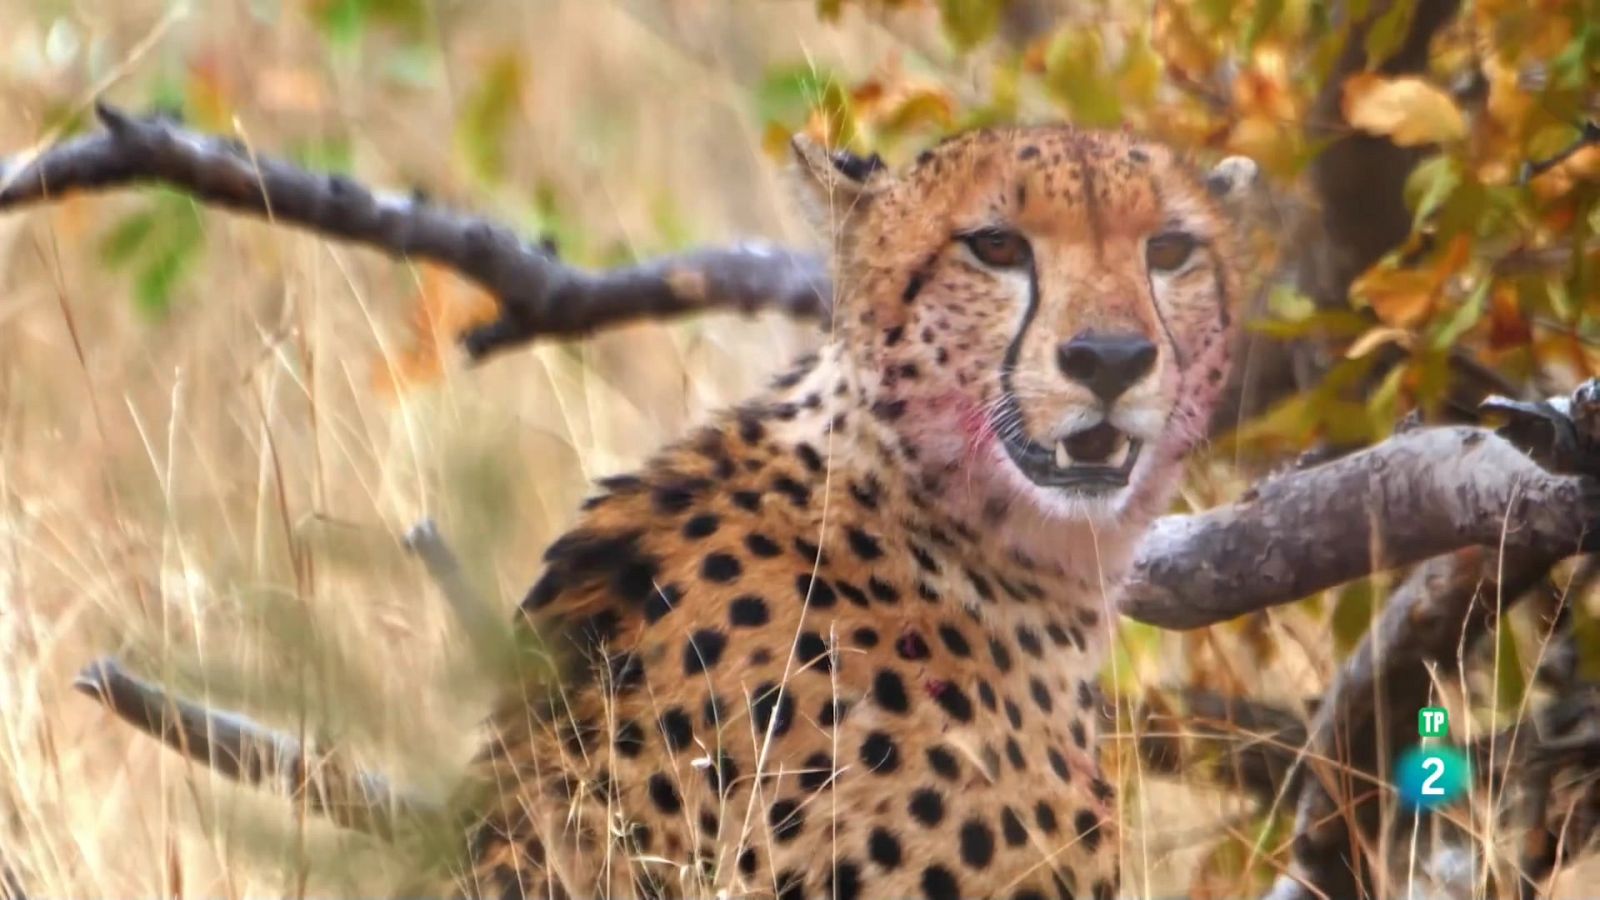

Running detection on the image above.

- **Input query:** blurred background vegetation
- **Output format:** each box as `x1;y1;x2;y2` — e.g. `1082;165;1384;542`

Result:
0;0;1594;896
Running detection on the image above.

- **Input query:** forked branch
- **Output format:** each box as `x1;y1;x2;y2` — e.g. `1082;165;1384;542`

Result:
0;104;830;360
71;656;436;840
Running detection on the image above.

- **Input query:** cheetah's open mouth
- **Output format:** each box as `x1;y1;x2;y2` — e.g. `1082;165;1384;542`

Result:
1000;421;1142;492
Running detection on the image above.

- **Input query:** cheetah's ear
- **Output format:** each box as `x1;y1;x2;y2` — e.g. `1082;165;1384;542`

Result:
789;133;888;239
1203;156;1263;213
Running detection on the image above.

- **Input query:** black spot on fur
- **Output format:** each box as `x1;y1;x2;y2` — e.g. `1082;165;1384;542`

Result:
795;443;824;473
1075;810;1103;851
930;681;972;722
869;827;903;869
922;865;960;900
704;751;738;796
769;797;806;842
939;625;972;657
682;513;719;539
1048;747;1070;782
926;745;960;780
1035;801;1058;833
799;751;834;792
772;474;811;507
751;681;794;737
1005;737;1026;771
652;476;710;513
658;708;694;751
849;475;882;509
729;595;770;627
647;774;681;813
744;532;782;558
613;719;645;757
1030;677;1054;712
701;552;742;583
836;579;871;607
1017;626;1044;658
793;537;827;565
829;860;863;900
861;730;900;773
909;789;945;826
796;573;837;609
960;819;996;868
684;629;728;675
1000;806;1028;847
796;631;832;673
977;680;997;711
846;527;884;561
874;669;910;713
643;583;682;623
868;577;900;604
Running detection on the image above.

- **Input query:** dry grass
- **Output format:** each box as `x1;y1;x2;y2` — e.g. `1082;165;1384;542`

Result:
2;2;1593;898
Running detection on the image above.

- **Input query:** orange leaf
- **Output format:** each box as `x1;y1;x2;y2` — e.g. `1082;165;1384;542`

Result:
372;265;500;397
1351;267;1436;328
1342;74;1466;147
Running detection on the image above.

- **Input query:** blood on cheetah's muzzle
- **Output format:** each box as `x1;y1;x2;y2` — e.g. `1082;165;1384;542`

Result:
1001;420;1142;493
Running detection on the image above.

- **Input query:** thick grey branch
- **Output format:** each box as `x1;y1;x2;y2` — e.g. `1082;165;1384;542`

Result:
1124;426;1598;629
0;104;829;360
72;656;436;839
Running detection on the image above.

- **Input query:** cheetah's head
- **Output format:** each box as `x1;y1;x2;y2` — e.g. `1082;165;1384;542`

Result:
793;126;1253;522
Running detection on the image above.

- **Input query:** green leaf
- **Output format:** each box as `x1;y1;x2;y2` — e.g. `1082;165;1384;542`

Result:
134;238;199;317
458;53;525;183
1429;276;1489;350
1492;614;1526;713
1363;0;1413;64
1404;154;1461;228
938;0;1004;52
1242;0;1287;52
100;189;206;319
99;208;159;266
1331;581;1375;658
1043;29;1122;127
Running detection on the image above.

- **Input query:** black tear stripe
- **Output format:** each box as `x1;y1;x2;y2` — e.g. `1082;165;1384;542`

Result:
1207;245;1233;328
903;252;939;304
995;254;1043;441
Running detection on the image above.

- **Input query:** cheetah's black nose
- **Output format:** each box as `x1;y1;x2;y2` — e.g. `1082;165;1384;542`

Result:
1056;331;1157;403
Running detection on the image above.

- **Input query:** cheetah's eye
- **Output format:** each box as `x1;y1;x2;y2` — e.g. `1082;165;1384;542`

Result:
960;228;1032;270
1145;232;1197;273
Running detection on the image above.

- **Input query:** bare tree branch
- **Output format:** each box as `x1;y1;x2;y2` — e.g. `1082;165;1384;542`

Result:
1123;425;1598;630
0;104;830;361
403;518;499;641
71;656;437;840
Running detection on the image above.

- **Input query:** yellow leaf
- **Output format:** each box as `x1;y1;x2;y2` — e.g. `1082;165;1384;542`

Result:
1345;326;1415;359
1342;74;1466;147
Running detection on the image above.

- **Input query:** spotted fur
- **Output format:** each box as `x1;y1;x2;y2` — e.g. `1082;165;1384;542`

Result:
453;125;1243;899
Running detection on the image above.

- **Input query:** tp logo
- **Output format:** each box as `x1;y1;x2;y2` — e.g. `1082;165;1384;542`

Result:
1397;706;1469;810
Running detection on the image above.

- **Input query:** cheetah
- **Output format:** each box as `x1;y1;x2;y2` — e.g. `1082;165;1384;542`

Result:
455;124;1248;899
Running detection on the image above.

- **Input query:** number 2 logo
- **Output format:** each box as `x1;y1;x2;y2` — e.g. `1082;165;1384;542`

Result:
1420;756;1445;796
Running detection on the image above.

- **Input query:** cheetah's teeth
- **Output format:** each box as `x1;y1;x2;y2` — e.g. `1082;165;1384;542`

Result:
1055;441;1071;469
1103;436;1132;469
